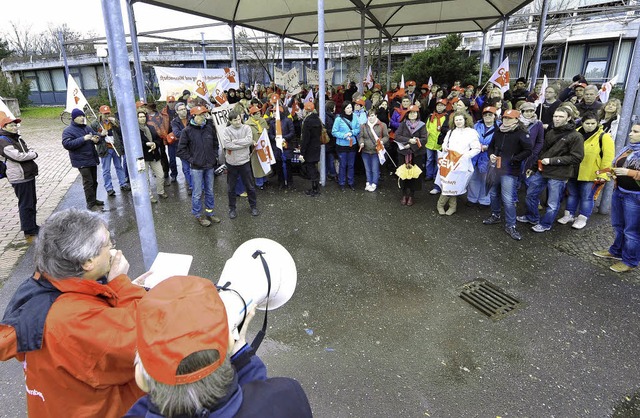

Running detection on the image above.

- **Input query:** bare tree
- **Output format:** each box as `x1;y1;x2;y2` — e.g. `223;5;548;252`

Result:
235;29;283;82
3;22;95;57
4;21;36;56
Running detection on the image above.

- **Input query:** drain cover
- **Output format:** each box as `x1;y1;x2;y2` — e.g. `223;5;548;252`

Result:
457;279;522;320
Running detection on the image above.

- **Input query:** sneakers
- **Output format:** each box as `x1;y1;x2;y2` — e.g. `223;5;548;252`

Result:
593;250;622;260
557;210;575;225
229;209;238;219
365;182;371;191
504;226;522;241
150;196;158;203
238;192;248;197
370;183;377;192
571;215;588;229
531;224;550;233
429;188;440;195
196;216;211;227
159;192;168;199
120;184;131;191
107;189;116;197
206;215;221;224
251;207;260;217
610;262;634;273
516;215;536;224
483;213;502;225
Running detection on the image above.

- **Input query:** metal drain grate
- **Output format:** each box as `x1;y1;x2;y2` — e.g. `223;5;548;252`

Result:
457;279;523;320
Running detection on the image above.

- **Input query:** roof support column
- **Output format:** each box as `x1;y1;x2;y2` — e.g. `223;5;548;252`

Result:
478;31;487;85
201;32;207;69
318;0;326;186
359;8;365;93
309;44;313;68
377;30;382;83
281;36;285;70
499;16;508;63
600;24;640;214
530;0;549;88
387;39;391;92
101;0;158;269
230;24;238;70
126;0;146;101
57;31;70;81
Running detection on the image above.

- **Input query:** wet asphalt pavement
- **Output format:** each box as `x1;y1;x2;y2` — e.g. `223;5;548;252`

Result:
1;168;639;418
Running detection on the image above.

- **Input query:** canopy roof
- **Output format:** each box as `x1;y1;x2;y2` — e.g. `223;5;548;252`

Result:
133;0;534;44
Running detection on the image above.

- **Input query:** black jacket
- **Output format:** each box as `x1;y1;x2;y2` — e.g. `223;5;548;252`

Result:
300;112;322;163
177;120;220;170
487;127;532;177
324;112;337;154
139;125;163;162
538;121;584;180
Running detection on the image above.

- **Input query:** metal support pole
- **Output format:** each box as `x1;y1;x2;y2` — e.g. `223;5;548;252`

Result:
281;36;285;70
101;0;158;269
387;39;392;92
530;0;549;88
309;44;313;68
359;9;365;93
58;30;70;81
101;59;113;106
201;32;207;69
377;31;382;83
230;24;237;70
126;0;146;101
499;16;508;63
478;31;487;85
318;0;326;186
600;24;640;214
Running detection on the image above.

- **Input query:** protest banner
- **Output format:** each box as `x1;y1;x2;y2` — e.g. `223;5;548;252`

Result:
434;150;474;196
306;67;335;86
154;67;239;101
209;102;232;138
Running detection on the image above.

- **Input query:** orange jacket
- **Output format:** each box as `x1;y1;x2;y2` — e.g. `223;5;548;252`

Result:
0;274;146;418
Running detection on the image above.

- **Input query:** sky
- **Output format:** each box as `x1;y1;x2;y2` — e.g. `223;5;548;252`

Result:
5;0;233;43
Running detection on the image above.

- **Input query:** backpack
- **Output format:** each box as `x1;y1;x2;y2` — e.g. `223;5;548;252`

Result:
0;136;9;180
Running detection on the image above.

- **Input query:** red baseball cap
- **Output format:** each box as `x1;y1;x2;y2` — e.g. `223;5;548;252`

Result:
354;99;365;106
167;96;176;102
436;99;448;105
270;94;280;104
406;80;416;87
190;106;209;116
482;106;497;115
503;109;521;119
0;116;21;128
136;276;229;385
407;105;420;112
99;105;111;114
248;105;261;115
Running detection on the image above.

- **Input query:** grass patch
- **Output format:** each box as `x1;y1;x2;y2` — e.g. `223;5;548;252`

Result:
20;107;65;119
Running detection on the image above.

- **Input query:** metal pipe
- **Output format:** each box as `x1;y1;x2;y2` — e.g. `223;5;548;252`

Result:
359;9;365;93
101;58;113;106
478;31;487;85
281;36;285;69
57;30;70;80
318;0;326;186
530;0;550;88
600;24;640;214
612;32;624;76
230;24;237;70
101;0;158;269
201;32;207;69
499;16;508;63
378;30;382;83
126;0;146;102
309;43;313;68
387;39;392;92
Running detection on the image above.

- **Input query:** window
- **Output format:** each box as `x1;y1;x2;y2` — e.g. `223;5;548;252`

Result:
81;67;99;90
36;71;53;92
52;69;66;91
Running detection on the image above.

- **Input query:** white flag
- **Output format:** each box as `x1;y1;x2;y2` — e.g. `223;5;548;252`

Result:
384;94;389;102
275;102;283;151
304;89;314;104
488;58;511;94
65;74;89;113
364;65;374;89
428;76;433;90
400;74;405;89
255;128;276;174
599;75;618;104
194;71;212;104
535;75;548;106
252;81;259;98
0;97;16;119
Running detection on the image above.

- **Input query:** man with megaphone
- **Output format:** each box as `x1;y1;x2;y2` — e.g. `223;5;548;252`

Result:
125;276;313;418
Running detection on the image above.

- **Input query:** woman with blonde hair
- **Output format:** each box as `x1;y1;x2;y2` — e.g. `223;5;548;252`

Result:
436;111;481;215
599;98;621;142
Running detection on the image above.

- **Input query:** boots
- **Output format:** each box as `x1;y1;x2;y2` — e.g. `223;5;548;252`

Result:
445;196;457;215
305;181;319;196
437;195;448;215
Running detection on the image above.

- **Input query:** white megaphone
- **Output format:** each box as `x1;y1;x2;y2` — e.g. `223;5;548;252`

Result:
216;238;297;338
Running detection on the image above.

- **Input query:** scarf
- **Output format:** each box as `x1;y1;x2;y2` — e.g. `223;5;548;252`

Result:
406;119;419;132
430;112;446;130
518;113;537;127
139;124;152;142
499;122;519;133
618;142;640;170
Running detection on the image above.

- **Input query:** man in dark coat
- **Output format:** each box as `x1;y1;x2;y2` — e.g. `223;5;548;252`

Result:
299;102;322;196
62;109;103;211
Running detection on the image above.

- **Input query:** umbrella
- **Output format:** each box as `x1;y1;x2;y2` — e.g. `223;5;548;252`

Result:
484;163;499;191
395;162;422;180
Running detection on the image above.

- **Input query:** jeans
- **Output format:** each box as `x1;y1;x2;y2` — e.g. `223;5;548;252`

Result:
181;159;192;189
566;179;598;218
326;152;337;177
227;162;257;210
524;172;567;229
467;168;490;205
609;188;640;267
167;143;178;179
425;149;438;179
337;151;356;186
361;153;380;185
489;174;519;228
255;176;266;187
78;166;98;206
100;149;127;191
235;174;246;195
12;179;38;235
191;168;215;216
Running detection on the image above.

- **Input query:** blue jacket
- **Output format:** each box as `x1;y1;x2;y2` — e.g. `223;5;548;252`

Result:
61;121;99;168
332;115;360;147
124;345;312;418
474;121;500;173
